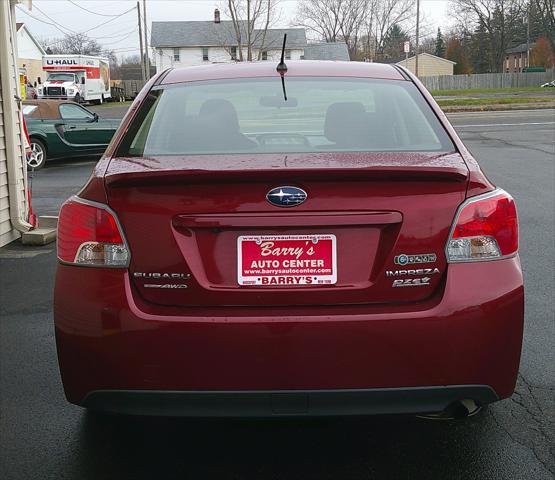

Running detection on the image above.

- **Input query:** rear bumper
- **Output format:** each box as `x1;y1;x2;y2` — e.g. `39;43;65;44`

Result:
83;385;498;417
54;257;524;411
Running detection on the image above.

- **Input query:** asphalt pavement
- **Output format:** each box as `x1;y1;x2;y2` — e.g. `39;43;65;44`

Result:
1;109;554;480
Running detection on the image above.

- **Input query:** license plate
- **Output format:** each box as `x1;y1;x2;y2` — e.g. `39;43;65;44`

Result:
238;234;337;286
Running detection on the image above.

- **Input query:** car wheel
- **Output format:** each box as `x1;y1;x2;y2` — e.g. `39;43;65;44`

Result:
74;93;81;104
27;139;46;170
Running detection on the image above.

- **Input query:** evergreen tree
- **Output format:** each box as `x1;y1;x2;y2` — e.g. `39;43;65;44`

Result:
471;20;491;73
435;28;445;57
381;24;410;60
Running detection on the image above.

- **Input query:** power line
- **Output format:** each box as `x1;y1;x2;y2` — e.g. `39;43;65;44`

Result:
33;5;79;34
66;0;132;17
25;3;136;38
43;27;138;48
81;6;137;34
17;5;75;36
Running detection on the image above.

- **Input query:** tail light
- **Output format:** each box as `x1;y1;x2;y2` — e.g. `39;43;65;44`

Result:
446;189;518;262
57;196;129;267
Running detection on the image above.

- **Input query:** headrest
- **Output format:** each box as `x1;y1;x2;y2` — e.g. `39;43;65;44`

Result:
324;102;366;144
199;98;240;132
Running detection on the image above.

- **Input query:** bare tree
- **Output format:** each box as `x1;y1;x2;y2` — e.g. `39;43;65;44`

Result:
295;0;368;57
533;0;554;49
360;0;415;61
223;0;279;61
43;33;116;64
296;0;415;60
450;0;525;71
296;0;344;43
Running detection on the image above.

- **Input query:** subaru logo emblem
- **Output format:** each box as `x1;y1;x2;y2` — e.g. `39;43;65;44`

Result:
266;186;307;207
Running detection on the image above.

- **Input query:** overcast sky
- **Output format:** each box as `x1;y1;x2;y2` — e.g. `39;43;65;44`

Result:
16;0;453;60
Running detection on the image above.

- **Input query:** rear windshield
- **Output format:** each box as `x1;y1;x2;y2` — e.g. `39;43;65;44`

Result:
117;77;455;156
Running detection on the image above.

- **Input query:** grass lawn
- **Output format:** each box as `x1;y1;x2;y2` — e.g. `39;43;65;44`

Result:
431;86;551;96
435;97;553;107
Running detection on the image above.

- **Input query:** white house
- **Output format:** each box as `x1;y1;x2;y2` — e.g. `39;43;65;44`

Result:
16;22;46;87
151;10;307;71
1;0;33;247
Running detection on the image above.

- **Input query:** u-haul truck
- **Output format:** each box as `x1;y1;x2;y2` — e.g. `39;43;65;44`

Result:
38;55;111;104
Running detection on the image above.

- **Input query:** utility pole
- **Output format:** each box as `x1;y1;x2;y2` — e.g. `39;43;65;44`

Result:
143;0;150;80
415;0;420;77
137;1;145;82
526;3;530;69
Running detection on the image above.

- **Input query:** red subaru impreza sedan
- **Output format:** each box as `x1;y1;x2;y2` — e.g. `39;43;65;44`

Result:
54;61;523;418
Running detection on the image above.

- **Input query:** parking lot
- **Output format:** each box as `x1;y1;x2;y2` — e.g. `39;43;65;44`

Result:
1;109;554;480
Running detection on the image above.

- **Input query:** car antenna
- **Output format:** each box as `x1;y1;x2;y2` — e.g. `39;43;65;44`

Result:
276;33;288;101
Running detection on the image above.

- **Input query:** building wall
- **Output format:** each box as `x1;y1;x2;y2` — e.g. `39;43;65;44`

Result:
504;52;529;73
155;46;304;71
17;26;45;89
16;26;42;60
0;83;20;247
1;1;29;247
17;58;43;86
397;55;454;77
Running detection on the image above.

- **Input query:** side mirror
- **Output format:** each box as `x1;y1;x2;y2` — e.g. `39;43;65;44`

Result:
90;113;99;122
81;77;85;84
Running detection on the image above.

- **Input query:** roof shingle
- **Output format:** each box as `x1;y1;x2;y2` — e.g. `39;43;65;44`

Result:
151;21;306;49
303;42;350;61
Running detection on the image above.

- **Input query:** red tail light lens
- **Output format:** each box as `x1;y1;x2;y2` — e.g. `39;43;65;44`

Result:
446;189;518;262
57;197;129;267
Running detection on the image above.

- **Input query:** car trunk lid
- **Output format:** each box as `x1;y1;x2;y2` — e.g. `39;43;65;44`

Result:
105;152;468;307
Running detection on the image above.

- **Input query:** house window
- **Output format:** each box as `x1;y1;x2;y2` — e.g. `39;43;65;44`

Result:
173;48;180;62
230;46;237;61
202;47;209;61
261;50;268;61
285;49;291;60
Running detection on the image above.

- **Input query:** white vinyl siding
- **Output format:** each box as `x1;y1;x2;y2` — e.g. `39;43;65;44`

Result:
0;80;22;246
0;2;28;247
154;46;304;71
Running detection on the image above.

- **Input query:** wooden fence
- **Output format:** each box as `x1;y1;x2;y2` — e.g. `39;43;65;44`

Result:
420;69;554;91
111;80;148;100
112;69;554;98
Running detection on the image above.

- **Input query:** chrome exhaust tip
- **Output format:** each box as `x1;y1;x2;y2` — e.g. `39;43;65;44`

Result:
416;399;482;420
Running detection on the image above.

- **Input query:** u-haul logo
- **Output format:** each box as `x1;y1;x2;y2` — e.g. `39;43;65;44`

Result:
45;59;78;65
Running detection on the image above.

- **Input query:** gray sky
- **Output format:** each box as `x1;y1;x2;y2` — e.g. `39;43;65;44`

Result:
16;0;453;60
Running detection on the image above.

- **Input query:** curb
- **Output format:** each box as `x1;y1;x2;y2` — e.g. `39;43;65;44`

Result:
22;215;58;246
440;103;555;113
